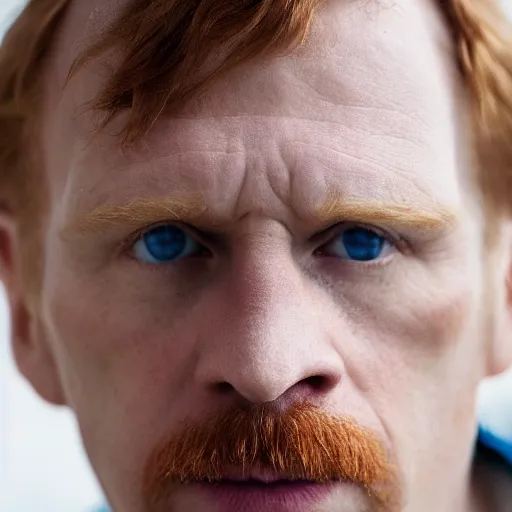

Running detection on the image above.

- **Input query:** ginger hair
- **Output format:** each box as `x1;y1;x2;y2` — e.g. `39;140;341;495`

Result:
1;0;512;257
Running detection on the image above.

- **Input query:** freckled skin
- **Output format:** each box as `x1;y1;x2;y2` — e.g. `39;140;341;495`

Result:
5;0;512;511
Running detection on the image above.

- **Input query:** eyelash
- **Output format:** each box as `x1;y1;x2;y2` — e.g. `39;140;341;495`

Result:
123;221;410;266
321;222;408;250
119;222;185;258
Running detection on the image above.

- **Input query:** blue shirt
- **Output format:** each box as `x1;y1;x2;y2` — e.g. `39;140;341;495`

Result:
477;426;512;467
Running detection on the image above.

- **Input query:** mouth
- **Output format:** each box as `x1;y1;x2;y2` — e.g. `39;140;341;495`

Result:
190;472;340;512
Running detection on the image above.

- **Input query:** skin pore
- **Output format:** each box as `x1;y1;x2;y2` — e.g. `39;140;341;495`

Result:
2;0;512;511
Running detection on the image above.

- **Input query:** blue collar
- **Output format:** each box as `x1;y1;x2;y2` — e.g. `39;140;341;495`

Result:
477;426;512;467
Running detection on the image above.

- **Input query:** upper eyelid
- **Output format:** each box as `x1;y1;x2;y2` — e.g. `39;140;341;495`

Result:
312;220;401;245
126;221;215;253
127;219;404;250
320;224;413;259
130;220;190;241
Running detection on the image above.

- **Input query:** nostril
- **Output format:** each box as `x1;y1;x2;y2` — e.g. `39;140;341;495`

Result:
214;381;235;395
213;375;337;398
303;375;332;393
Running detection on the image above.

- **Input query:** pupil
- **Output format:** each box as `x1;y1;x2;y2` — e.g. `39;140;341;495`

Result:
342;228;384;261
145;226;186;261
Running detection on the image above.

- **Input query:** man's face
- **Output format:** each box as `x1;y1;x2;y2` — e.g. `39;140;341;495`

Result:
22;0;510;510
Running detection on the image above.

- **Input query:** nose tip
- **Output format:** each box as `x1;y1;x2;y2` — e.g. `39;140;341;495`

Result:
194;249;343;408
222;377;285;405
214;380;283;405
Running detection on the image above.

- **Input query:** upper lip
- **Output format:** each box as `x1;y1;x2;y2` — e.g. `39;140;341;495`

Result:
220;466;296;484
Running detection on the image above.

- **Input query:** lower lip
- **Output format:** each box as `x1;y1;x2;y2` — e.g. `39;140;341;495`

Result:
193;479;337;511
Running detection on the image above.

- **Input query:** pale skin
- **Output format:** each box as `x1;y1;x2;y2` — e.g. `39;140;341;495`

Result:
1;0;512;511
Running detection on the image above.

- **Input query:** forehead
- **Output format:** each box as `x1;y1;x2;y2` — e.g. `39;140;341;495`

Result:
44;0;469;216
52;0;455;109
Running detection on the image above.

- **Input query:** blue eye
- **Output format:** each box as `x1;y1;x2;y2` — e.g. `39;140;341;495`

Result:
133;225;201;264
328;227;389;262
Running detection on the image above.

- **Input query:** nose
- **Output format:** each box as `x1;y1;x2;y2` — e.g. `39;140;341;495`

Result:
194;249;342;405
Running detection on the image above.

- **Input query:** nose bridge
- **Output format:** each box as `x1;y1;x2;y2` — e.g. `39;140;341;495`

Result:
233;244;299;325
195;244;339;404
229;251;311;401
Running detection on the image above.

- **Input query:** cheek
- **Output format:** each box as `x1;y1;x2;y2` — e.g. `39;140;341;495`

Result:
339;273;478;410
42;268;207;486
331;256;483;454
349;258;481;363
42;262;201;428
387;276;477;356
375;269;482;408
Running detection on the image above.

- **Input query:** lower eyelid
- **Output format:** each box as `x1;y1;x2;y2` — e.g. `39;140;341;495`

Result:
314;252;399;274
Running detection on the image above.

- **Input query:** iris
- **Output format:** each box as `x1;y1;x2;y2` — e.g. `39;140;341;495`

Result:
335;227;386;261
134;225;198;264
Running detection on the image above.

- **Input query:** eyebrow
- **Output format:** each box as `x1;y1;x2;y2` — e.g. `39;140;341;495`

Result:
315;194;458;231
60;195;210;239
61;193;458;239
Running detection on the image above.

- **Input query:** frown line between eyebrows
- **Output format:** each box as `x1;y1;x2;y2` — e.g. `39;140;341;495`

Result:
59;194;459;241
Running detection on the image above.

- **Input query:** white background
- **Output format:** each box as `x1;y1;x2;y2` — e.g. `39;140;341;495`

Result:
1;1;512;511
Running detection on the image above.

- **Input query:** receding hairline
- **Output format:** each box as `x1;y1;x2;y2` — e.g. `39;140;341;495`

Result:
56;0;457;125
55;0;454;134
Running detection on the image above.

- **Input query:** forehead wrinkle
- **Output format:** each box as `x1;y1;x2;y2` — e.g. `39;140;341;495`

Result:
47;0;459;194
48;0;465;243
